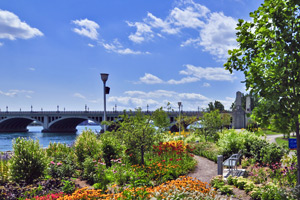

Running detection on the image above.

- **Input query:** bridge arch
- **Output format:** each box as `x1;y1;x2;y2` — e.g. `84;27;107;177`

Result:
0;117;43;132
43;116;101;133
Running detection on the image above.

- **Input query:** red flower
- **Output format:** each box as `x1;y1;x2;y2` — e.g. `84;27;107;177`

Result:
162;160;166;162
129;153;133;157
190;154;194;157
169;158;173;161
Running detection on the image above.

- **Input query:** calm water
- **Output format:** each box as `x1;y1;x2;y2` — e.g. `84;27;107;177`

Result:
0;125;101;152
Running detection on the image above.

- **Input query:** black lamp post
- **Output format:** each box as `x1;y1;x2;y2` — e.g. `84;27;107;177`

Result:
101;73;109;132
178;102;182;135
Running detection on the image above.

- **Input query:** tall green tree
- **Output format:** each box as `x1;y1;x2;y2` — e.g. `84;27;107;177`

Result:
224;0;300;184
201;109;222;141
207;101;225;112
117;109;156;165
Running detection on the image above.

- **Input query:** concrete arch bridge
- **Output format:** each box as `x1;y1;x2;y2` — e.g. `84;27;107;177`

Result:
0;110;205;133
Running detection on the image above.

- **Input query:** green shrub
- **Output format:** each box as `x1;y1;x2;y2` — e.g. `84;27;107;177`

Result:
210;175;224;189
74;129;101;168
219;185;233;196
9;138;46;184
236;177;247;190
101;133;119;168
61;179;75;194
226;175;234;185
82;157;97;184
260;143;287;165
218;129;245;159
0;160;9;184
189;141;219;162
245;182;255;194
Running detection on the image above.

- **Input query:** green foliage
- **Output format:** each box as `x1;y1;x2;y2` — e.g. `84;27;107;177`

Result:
101;134;119;168
218;129;245;159
219;185;233;196
82;157;97;184
46;142;76;178
201;109;222;141
74;129;101;168
9;138;46;184
260;143;287;165
189;141;219;162
152;107;170;131
236;177;248;190
210;175;224;189
207;101;224;112
224;0;300;183
61;179;75;194
0;160;9;184
117;109;156;165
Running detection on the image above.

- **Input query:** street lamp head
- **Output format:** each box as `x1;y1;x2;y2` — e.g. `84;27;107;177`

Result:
100;73;109;83
178;102;182;107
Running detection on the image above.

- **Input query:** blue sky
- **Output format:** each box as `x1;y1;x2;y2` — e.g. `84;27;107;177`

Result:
0;0;263;112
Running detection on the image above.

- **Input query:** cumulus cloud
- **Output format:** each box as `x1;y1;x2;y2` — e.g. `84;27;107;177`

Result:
0;42;3;46
126;0;237;61
0;10;43;40
72;18;99;40
0;89;34;97
100;39;149;55
139;73;163;84
179;64;235;81
108;89;212;111
198;12;237;61
136;64;235;85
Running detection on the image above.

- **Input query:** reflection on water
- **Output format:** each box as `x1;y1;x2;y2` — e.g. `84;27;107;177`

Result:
0;126;101;152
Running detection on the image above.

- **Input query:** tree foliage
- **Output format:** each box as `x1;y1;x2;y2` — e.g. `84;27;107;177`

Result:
207;101;225;112
117;109;156;165
224;0;300;184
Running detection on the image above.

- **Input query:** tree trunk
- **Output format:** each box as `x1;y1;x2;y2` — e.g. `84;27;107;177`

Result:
295;118;300;185
141;145;144;165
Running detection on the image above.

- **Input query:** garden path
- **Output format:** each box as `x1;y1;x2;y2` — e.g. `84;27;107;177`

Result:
186;155;217;183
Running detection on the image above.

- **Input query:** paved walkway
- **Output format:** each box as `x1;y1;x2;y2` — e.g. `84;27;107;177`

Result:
187;155;217;183
265;134;296;157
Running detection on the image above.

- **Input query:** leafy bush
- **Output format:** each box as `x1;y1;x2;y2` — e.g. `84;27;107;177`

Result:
0;160;9;184
219;185;233;196
260;143;287;165
74;129;101;168
210;175;224;189
9;138;46;184
189;141;219;162
218;129;245;159
61;179;75;194
236;177;248;190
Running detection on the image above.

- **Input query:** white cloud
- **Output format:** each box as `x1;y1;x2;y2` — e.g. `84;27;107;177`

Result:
72;18;99;40
127;21;154;43
199;12;237;61
203;82;210;87
0;42;3;46
73;93;86;99
28;67;35;71
88;43;94;47
0;10;43;40
167;76;199;85
137;65;235;85
108;89;211;111
0;89;34;97
180;64;235;81
101;39;148;55
139;73;163;84
126;0;237;61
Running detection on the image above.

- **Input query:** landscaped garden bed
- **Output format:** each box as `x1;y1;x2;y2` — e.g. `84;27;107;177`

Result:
0;109;297;199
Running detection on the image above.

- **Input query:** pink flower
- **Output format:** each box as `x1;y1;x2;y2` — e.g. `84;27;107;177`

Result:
50;161;55;165
57;162;62;166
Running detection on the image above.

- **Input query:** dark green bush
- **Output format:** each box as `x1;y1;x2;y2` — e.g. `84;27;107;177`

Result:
74;129;101;168
9;138;46;184
260;143;288;165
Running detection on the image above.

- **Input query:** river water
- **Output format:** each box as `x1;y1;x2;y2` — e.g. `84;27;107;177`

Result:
0;125;101;152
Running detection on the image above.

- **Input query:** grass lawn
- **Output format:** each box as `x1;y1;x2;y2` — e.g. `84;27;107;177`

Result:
275;136;296;147
262;130;283;135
